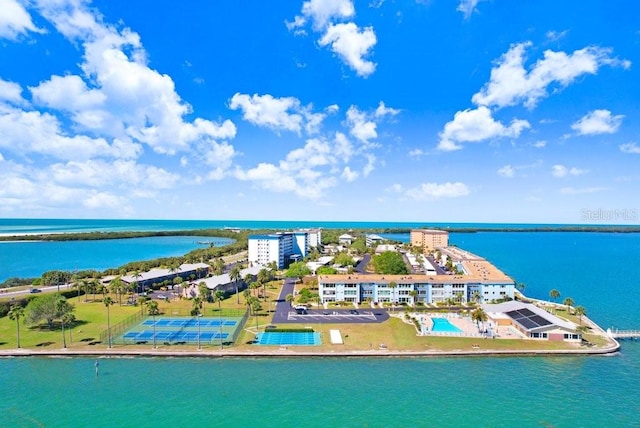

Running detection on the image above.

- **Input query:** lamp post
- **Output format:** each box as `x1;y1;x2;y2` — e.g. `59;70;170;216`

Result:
197;313;203;350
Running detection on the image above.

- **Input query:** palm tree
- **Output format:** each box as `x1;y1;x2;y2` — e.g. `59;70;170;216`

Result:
563;297;575;314
146;300;160;349
8;305;24;348
191;296;203;316
516;282;526;294
409;290;418;306
214;289;225;350
230;265;242;304
103;297;114;348
549;289;560;303
574;305;586;325
285;293;294;307
138;296;148;315
388;281;397;312
472;291;481;305
56;298;72;349
63;313;76;344
471;307;488;329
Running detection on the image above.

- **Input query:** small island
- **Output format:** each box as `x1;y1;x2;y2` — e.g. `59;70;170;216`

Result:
0;228;621;357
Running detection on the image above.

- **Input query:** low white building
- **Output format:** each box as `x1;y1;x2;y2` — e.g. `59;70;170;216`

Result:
483;301;581;341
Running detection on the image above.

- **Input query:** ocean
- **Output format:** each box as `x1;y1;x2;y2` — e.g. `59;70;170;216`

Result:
1;219;639;427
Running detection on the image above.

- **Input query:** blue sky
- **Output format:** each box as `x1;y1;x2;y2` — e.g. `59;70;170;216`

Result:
0;0;639;224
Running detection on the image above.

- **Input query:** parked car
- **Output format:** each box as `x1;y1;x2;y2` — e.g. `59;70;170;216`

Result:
30;288;42;293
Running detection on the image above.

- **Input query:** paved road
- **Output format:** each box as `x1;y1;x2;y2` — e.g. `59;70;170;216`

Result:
271;277;389;324
0;283;73;299
355;254;371;273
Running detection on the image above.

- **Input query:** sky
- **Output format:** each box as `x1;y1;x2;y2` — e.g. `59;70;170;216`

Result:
0;0;639;224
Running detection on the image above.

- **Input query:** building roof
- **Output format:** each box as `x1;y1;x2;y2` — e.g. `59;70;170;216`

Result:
318;272;513;285
248;234;281;240
483;301;576;332
411;229;449;234
121;263;209;283
339;233;354;240
196;265;265;290
375;244;397;253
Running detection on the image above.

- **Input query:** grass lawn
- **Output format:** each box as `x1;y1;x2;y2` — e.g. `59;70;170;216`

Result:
0;284;615;353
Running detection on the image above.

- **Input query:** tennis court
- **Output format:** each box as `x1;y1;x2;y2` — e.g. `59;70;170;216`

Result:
120;316;242;345
256;331;321;346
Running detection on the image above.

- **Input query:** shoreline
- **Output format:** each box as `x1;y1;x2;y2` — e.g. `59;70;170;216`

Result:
0;341;620;359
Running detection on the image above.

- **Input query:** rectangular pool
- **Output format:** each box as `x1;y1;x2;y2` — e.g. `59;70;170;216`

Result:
256;332;321;346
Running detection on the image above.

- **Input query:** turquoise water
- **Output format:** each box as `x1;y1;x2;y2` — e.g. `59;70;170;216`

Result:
431;317;463;333
0;235;233;282
1;354;639;427
256;332;321;346
1;221;640;426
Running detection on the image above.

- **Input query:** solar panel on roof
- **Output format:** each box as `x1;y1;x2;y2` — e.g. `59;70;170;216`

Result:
506;310;526;320
518;317;538;330
530;315;552;326
518;308;535;317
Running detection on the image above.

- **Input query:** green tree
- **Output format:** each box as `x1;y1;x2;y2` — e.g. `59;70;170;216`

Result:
372;252;409;275
191;296;203;316
25;293;70;329
334;252;356;267
103;296;114;348
62;312;76;344
286;293;294;307
230;265;242;304
316;266;338;275
471;307;488;329
56;298;74;348
8;304;24;348
285;262;311;283
563;297;575;314
574;305;586;325
214;289;225;350
388;281;398;311
147;300;160;349
516;282;526;293
198;282;211;303
409;290;418;306
549;289;560;303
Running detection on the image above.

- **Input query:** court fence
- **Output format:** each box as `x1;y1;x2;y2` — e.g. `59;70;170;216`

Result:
99;307;250;347
99;311;144;344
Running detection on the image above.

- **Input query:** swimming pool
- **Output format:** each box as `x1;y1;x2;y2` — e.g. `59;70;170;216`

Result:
256;332;321;346
431;317;463;333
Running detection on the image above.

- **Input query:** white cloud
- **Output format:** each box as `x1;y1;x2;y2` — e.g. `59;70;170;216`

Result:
571;109;624;135
288;0;377;78
341;166;358;182
552;164;588;178
0;0;42;40
408;148;425;158
0;103;141;160
229;93;302;133
402;182;470;200
83;191;125;209
375;101;400;118
289;0;355;31
546;30;568;42
497;165;515;178
319;23;377;77
346;106;377;144
28;0;236;156
457;0;480;19
532;140;547;148
620;142;640;154
0;78;25;104
559;186;606;195
472;42;630;109
437;106;530;151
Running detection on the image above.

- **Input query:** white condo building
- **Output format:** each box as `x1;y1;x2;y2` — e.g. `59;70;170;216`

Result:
248;230;318;269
